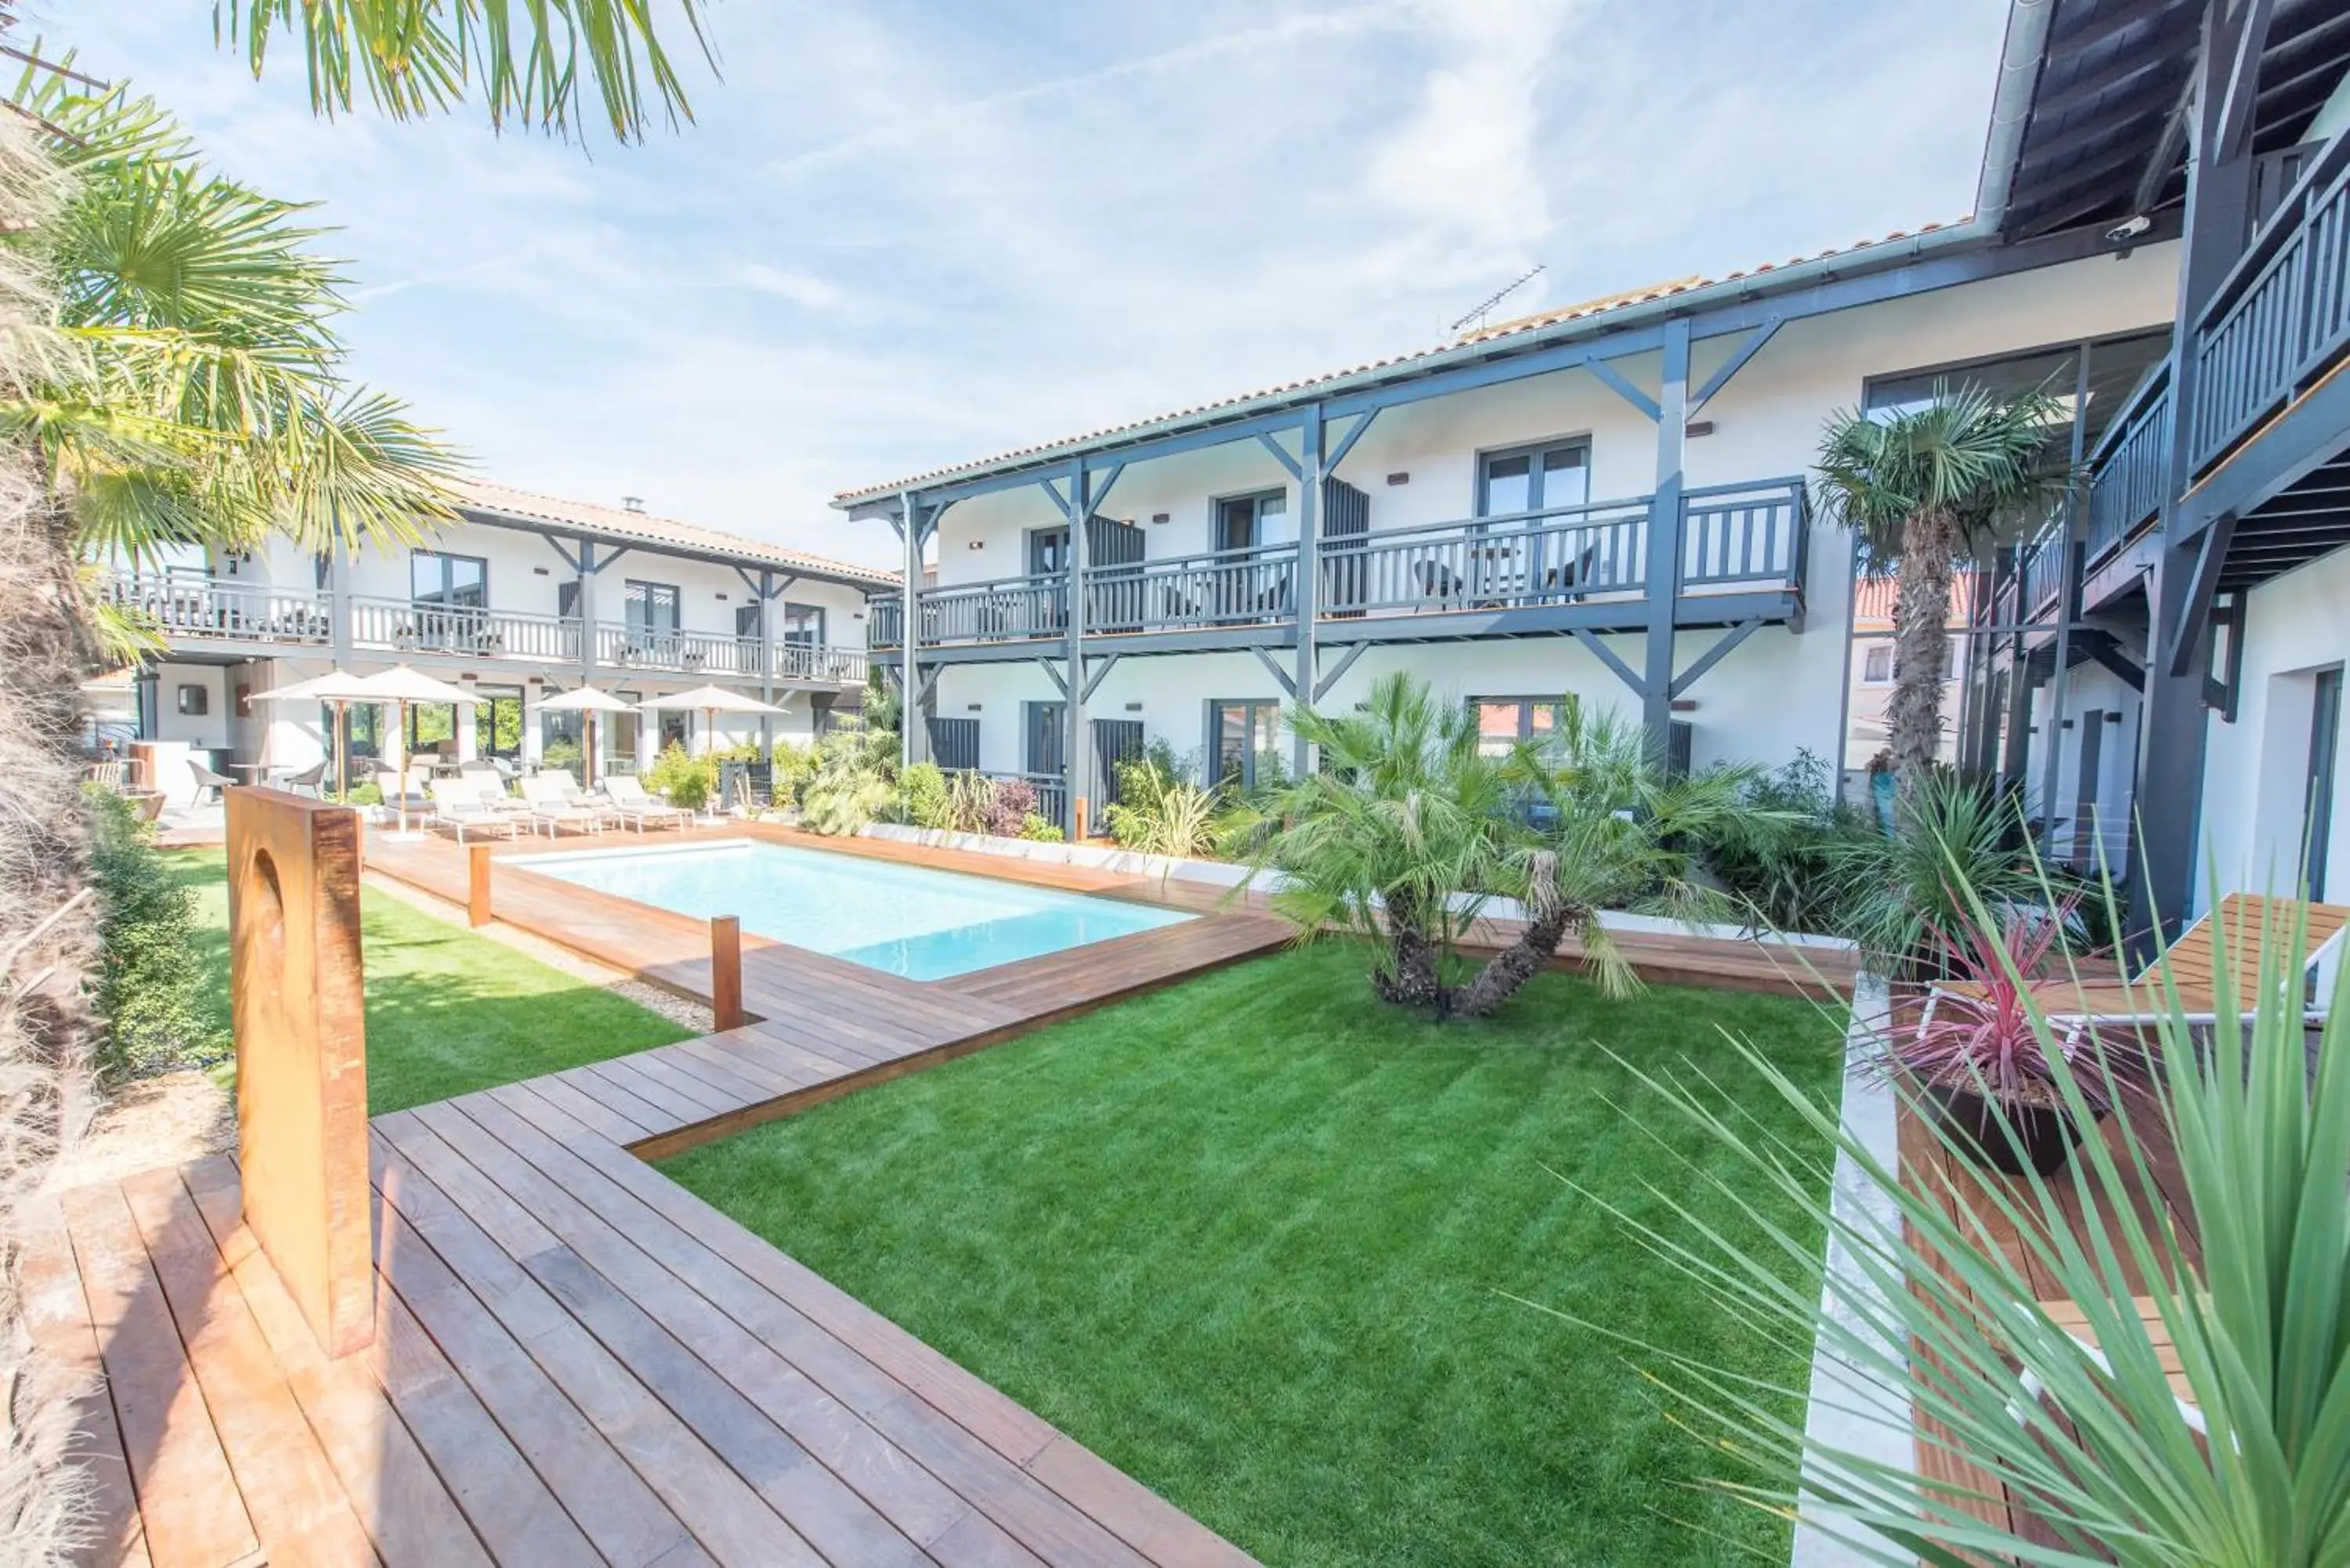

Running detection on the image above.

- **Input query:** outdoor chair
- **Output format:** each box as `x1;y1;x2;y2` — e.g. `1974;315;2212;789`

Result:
276;761;328;797
187;758;237;804
599;774;692;832
373;768;430;817
518;774;604;836
427;779;526;844
85;760;128;789
468;775;535;816
1925;892;2350;1050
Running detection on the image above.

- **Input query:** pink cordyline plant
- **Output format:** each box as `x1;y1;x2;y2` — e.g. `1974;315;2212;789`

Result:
1896;895;2110;1114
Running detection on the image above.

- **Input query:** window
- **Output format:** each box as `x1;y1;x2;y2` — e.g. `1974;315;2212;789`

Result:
782;603;826;645
1211;699;1284;789
411;549;487;609
1025;701;1065;776
1472;698;1566;757
1028;526;1069;576
1863;644;1893;683
478;685;524;761
1213;490;1290;553
406;700;457;757
344;702;383;762
175;684;208;717
1478;440;1589;518
558;580;583;620
624;580;681;635
736;603;763;640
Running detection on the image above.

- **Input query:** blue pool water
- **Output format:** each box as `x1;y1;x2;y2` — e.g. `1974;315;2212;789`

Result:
508;840;1192;981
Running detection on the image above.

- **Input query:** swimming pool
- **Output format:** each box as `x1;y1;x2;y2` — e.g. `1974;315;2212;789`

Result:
508;840;1193;981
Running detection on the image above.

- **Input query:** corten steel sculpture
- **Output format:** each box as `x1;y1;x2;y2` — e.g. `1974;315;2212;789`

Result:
226;787;373;1357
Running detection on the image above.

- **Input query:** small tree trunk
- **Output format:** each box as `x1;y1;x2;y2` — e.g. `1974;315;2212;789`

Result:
1889;504;1959;796
1372;890;1448;1008
1448;851;1572;1019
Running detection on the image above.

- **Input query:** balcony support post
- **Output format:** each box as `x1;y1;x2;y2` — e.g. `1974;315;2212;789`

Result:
1641;318;1692;745
757;567;776;753
575;537;598;684
1291;406;1325;777
1063;459;1089;835
2036;345;2094;851
2129;0;2259;951
901;489;928;770
327;539;352;667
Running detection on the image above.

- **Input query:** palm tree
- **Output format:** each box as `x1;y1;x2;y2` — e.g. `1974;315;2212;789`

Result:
210;1;718;143
1246;674;1763;1017
1814;382;2066;793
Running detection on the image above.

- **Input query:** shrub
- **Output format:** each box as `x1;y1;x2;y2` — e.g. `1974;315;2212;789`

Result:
85;786;226;1080
1694;749;1871;934
642;741;720;810
541;737;582;769
799;714;897;835
984;779;1036;838
336;781;383;807
771;741;819;806
1018;813;1064;844
1105;762;1226;859
1827;771;2052;976
895;761;951;829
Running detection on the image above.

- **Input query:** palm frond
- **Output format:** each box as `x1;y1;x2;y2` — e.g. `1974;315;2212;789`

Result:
215;0;719;144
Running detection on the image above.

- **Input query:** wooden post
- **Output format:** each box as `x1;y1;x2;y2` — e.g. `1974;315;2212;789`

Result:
226;786;372;1358
468;843;493;928
711;916;743;1031
1072;796;1089;842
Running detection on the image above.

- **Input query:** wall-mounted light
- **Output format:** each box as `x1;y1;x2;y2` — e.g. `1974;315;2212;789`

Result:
715;592;729;602
1124;701;1143;713
1385;472;1409;486
1152;512;1170;525
1684;421;1716;439
1670;698;1697;714
533;565;551;576
968;539;986;550
967;703;982;713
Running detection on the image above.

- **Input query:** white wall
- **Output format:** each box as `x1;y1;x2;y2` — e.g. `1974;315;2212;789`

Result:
923;244;2183;780
2196;545;2350;909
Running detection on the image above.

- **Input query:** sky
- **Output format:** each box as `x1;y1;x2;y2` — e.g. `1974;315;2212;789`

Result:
32;0;2013;570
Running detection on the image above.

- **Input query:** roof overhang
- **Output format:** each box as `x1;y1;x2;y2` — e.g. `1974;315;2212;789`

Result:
453;501;899;591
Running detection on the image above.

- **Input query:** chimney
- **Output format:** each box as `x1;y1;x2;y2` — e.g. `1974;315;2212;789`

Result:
621;495;645;513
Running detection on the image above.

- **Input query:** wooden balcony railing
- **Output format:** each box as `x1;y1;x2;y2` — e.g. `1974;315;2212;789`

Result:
2083;359;2174;568
871;479;1810;651
2189;125;2350;472
99;572;334;646
349;596;584;662
2019;526;2068;617
1085;544;1296;634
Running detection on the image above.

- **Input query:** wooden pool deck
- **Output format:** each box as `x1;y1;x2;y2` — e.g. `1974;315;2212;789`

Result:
30;823;1850;1567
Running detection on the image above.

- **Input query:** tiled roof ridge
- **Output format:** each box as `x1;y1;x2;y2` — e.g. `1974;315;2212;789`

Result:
454;477;899;586
833;219;1970;504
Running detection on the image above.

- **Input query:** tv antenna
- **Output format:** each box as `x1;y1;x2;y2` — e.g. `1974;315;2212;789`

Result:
1449;263;1546;337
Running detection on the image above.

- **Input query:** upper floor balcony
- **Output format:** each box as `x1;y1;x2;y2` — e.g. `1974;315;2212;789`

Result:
98;571;870;687
2075;124;2350;596
870;478;1808;658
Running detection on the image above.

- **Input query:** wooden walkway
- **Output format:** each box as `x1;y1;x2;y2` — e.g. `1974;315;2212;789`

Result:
31;823;1852;1568
32;828;1288;1567
1898;1050;2198;1551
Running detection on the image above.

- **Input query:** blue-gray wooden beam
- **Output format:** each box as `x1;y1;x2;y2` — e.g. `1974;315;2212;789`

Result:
901;489;927;768
1572;627;1646;697
1291;407;1325;775
1081;653;1119;703
1313;640;1368;703
576;537;598;683
1063;457;1089;834
1641;320;1692;743
1589;357;1661;423
2128;0;2259;952
1687;319;1781;420
2037;346;2095;847
1252;645;1298;700
1668;619;1763;698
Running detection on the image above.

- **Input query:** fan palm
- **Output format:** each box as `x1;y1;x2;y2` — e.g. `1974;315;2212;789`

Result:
1246;674;1766;1016
211;1;718;143
5;78;461;630
1814;382;2066;792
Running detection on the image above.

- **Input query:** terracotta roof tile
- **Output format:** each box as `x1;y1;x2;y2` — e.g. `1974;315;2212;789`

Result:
454;479;898;588
833;220;1969;507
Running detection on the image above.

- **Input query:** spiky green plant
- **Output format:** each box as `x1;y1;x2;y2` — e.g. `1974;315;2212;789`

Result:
1828;770;2050;975
1543;863;2350;1565
1245;673;1771;1014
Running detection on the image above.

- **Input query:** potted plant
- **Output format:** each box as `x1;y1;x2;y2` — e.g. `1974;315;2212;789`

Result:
1893;898;2108;1176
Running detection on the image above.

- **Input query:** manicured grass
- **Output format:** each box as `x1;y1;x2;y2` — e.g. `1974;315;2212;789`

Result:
663;943;1844;1567
166;850;691;1114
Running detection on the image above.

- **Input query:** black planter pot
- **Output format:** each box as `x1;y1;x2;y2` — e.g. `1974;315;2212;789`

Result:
1922;1082;2084;1177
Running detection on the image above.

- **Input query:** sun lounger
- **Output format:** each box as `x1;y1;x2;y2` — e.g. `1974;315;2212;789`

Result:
599;774;691;832
428;778;527;844
518;774;604;836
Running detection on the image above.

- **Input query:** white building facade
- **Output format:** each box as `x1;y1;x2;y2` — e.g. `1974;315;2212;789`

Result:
107;480;894;804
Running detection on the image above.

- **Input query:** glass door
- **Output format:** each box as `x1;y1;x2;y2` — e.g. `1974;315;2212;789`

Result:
2307;668;2341;896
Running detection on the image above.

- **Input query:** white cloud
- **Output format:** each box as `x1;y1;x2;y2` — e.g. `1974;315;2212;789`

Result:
42;0;2012;567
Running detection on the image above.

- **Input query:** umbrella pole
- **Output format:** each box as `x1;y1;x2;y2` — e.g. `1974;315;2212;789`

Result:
396;699;411;836
587;711;597;790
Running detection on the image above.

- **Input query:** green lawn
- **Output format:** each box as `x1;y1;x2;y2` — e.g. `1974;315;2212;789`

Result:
663;943;1844;1567
167;850;692;1115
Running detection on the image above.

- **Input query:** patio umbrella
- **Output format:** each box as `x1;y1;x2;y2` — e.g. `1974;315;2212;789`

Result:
354;665;482;836
535;685;634;789
252;668;378;797
635;685;785;758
